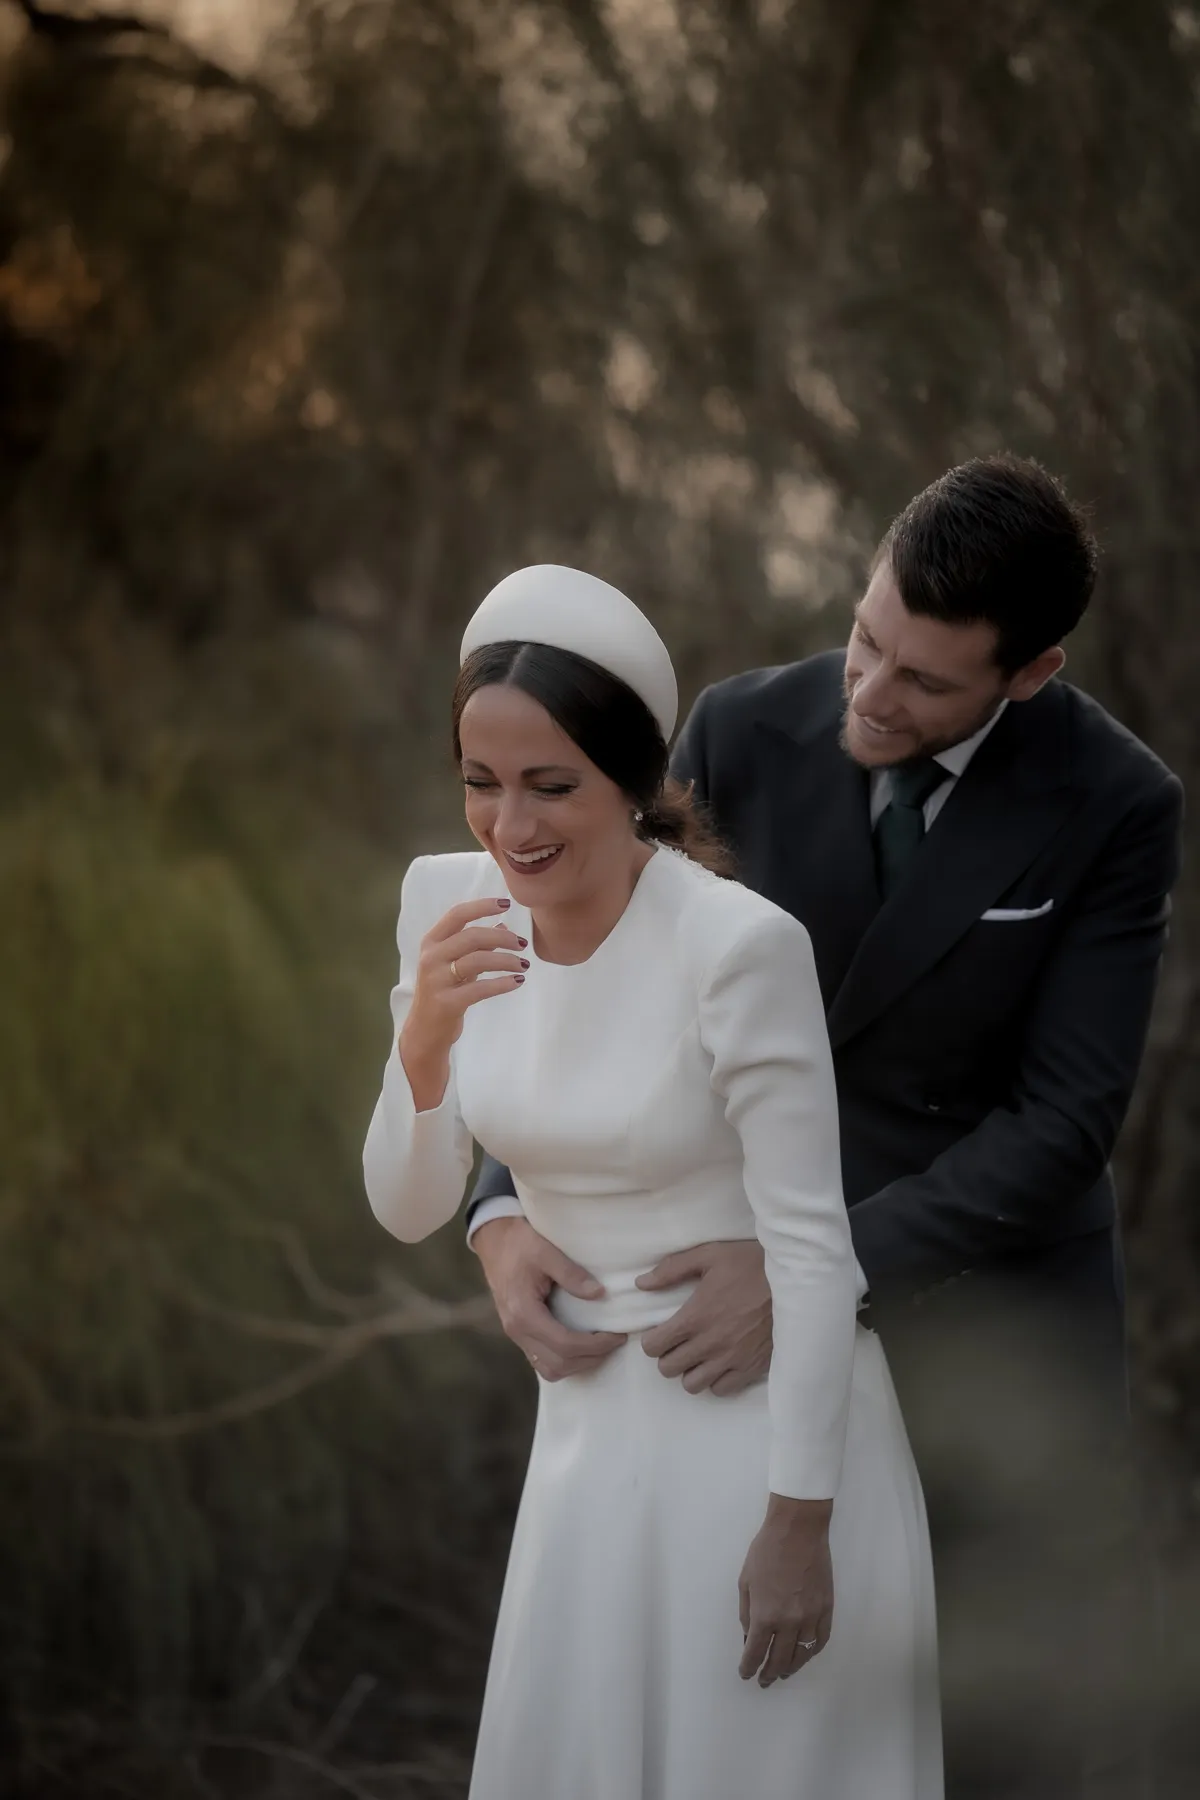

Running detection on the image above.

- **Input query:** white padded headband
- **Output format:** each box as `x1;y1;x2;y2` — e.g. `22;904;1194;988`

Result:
460;564;678;741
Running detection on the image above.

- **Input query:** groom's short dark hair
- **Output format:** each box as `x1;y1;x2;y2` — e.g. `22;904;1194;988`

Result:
880;455;1099;673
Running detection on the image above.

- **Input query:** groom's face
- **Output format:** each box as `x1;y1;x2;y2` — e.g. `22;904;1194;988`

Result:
841;560;1010;767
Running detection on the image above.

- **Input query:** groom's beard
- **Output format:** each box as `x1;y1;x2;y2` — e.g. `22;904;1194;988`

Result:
838;693;1006;769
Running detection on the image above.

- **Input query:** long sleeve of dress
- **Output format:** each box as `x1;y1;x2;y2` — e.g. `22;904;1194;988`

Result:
699;909;859;1500
363;858;475;1242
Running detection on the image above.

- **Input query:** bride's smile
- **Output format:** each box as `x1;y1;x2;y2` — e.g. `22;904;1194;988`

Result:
457;676;655;965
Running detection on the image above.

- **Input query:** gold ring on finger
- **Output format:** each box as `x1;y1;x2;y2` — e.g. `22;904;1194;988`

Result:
450;959;460;983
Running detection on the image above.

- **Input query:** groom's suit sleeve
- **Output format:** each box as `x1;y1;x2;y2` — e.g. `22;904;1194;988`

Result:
851;770;1184;1288
466;1152;523;1235
466;690;718;1239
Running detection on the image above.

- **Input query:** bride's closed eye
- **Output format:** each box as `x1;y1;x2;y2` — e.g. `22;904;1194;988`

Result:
463;777;577;798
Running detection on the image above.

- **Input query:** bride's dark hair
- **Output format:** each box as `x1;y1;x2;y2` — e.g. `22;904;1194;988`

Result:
452;641;734;878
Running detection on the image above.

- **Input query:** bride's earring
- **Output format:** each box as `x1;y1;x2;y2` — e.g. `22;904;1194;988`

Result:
633;810;644;824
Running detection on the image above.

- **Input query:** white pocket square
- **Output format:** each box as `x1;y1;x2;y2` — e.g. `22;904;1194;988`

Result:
980;901;1055;922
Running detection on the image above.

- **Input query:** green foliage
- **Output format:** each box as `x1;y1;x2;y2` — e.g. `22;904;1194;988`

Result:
0;716;525;1789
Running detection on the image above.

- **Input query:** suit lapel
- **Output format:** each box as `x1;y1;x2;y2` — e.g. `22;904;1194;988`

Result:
826;684;1081;1049
751;669;881;1008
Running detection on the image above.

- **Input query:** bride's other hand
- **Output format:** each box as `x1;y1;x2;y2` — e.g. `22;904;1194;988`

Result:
637;1240;771;1395
738;1496;834;1688
473;1217;627;1381
400;897;527;1111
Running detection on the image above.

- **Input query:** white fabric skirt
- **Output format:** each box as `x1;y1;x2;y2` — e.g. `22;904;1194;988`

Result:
469;1324;942;1800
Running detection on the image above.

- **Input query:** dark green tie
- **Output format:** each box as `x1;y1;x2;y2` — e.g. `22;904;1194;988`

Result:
874;758;945;896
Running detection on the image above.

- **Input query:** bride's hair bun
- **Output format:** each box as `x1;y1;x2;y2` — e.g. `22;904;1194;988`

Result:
634;778;731;875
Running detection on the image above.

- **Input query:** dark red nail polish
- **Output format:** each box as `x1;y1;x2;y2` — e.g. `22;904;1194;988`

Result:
520;958;530;969
496;898;511;909
517;937;529;948
513;973;525;984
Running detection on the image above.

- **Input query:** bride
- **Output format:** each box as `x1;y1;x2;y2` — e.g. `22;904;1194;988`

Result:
364;566;941;1800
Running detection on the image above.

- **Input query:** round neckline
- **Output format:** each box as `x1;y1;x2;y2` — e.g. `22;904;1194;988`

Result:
525;847;664;973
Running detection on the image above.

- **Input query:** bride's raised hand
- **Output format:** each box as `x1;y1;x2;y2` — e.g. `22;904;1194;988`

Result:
400;897;527;1111
738;1496;834;1688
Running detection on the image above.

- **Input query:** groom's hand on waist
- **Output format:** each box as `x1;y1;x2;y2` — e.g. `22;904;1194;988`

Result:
637;1241;773;1396
472;1216;627;1381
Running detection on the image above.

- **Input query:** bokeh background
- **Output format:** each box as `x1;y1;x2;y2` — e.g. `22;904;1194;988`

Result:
1;1;1198;1794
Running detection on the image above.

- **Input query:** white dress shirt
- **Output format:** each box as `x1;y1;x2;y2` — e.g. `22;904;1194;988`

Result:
469;699;1010;1242
868;699;1008;828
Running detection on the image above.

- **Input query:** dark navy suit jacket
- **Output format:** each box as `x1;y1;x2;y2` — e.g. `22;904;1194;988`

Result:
470;652;1183;1299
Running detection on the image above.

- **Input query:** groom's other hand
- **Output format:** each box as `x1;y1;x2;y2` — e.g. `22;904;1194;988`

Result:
472;1216;627;1380
637;1241;772;1395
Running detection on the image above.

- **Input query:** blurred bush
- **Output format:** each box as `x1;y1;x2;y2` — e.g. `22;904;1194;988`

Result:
0;669;530;1793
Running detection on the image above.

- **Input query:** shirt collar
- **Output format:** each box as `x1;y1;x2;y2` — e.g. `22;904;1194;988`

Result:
931;697;1009;780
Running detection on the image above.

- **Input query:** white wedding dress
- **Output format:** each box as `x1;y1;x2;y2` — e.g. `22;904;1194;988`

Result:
365;847;942;1800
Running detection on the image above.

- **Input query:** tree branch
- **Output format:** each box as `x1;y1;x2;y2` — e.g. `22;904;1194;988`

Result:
11;1;158;43
7;0;281;107
68;1282;497;1441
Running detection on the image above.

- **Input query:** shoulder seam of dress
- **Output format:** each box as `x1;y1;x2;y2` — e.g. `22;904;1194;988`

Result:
694;904;812;1009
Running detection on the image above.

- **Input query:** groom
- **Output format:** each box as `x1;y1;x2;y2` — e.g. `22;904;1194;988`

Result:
467;456;1183;1799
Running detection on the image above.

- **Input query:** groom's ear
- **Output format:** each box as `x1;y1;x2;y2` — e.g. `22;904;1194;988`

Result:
1006;644;1066;704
